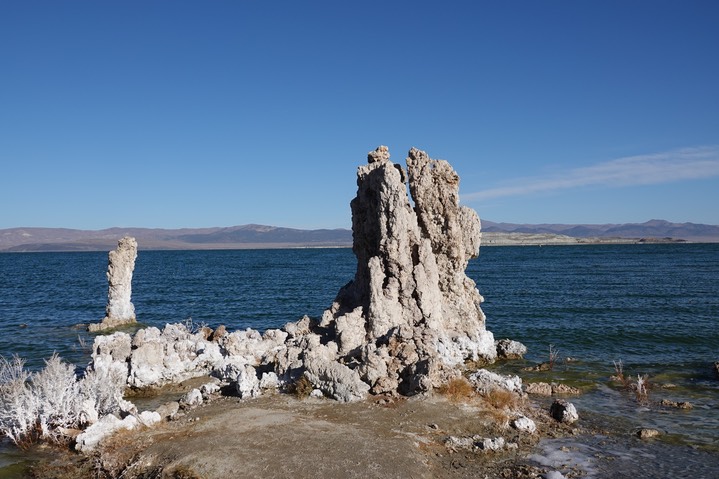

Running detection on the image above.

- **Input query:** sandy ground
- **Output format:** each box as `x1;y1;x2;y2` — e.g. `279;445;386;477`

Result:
26;381;574;479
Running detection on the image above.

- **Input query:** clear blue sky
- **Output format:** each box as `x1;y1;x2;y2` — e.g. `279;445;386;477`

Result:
2;1;718;230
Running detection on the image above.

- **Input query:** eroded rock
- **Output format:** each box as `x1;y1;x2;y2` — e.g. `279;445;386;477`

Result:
155;402;180;420
496;339;527;359
236;365;261;399
549;399;579;424
181;389;203;408
138;411;162;427
316;146;496;396
444;435;513;453
469;369;523;395
525;382;581;396
525;382;553;396
89;237;138;332
512;415;537;434
75;414;138;453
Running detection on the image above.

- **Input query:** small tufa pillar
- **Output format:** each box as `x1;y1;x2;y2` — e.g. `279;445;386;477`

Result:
89;236;138;332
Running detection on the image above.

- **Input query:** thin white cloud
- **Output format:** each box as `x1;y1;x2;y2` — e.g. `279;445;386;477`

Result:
463;146;719;201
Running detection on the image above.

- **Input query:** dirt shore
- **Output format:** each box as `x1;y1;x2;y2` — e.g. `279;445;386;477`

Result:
26;383;577;479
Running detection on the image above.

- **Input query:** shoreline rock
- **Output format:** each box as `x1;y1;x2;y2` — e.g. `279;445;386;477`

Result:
525;382;582;396
549;399;579;424
496;338;527;359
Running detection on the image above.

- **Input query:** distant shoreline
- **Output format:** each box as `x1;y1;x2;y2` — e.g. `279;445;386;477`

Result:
480;232;690;247
2;220;717;252
0;232;701;253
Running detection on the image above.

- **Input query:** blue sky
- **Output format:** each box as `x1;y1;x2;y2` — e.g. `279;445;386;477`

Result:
1;1;718;230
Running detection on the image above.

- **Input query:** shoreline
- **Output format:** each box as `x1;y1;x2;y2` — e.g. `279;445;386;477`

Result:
17;373;577;478
17;368;719;479
0;234;705;253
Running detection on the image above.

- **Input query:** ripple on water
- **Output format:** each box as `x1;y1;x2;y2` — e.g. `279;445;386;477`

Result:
529;435;719;479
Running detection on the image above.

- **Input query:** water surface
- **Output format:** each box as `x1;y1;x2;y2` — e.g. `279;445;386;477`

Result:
1;244;718;475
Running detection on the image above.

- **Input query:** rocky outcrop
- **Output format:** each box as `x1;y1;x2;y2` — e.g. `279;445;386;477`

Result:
317;146;495;395
89;237;138;332
20;145;511;454
88;146;497;403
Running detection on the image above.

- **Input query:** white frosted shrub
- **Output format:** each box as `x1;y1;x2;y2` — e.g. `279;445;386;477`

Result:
0;353;132;447
31;354;82;441
0;355;39;446
80;361;127;417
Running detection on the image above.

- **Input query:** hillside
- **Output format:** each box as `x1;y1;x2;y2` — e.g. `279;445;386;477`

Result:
482;219;719;243
1;219;716;252
0;225;352;252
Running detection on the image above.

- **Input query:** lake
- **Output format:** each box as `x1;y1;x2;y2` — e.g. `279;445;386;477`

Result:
1;244;718;475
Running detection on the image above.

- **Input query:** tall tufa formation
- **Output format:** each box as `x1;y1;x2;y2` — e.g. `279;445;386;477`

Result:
89;236;138;332
319;146;495;395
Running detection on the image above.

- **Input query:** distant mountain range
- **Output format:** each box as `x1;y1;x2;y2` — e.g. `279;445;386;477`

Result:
482;219;719;243
0;225;352;252
1;220;717;252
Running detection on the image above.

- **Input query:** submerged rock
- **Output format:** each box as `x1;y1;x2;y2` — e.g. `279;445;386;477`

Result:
89;237;138;332
637;428;661;439
525;382;553;396
660;399;693;409
525;382;581;396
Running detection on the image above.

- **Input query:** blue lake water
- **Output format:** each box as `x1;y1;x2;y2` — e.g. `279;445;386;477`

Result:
1;244;718;474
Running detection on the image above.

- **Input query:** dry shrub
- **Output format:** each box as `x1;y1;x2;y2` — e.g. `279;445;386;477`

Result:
291;375;314;399
436;377;475;402
482;388;520;411
479;388;523;429
92;427;150;478
633;374;650;404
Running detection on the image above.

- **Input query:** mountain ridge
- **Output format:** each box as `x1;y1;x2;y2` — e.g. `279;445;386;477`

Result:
1;219;717;252
481;219;719;242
